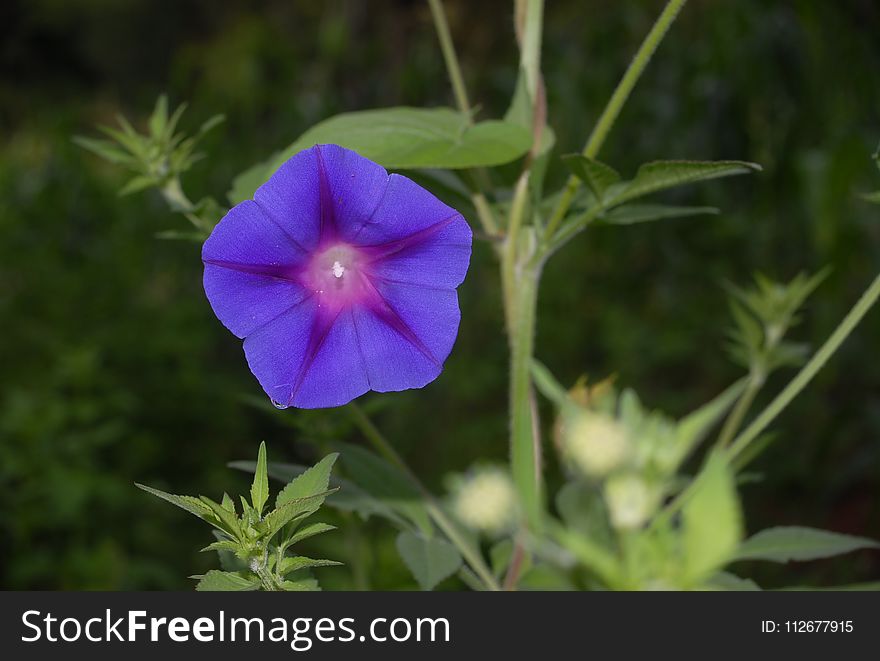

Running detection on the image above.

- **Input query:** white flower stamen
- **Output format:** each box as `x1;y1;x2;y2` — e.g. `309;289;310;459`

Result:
331;260;345;279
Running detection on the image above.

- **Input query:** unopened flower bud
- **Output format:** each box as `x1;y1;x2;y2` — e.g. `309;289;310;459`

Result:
454;468;517;535
604;473;655;530
563;411;631;478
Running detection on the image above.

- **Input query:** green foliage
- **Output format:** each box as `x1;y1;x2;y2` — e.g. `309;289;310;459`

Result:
395;532;463;591
734;526;880;563
228;107;531;203
75;95;225;237
138;443;340;591
681;453;742;585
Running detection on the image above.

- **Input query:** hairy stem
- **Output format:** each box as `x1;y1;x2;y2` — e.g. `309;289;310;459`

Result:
544;0;688;240
727;271;880;462
346;404;502;591
426;0;499;236
715;371;763;449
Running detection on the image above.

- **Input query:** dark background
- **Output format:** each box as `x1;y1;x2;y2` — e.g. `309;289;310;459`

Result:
1;0;879;590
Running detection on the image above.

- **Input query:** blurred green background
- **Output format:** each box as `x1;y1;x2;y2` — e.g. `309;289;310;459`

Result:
2;0;879;589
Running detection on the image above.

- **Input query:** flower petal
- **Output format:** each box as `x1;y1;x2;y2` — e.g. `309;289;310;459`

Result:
289;307;371;408
349;173;464;245
353;280;461;393
313;144;391;242
242;296;319;406
367;214;472;289
202;200;310;337
203;265;310;338
253;147;324;251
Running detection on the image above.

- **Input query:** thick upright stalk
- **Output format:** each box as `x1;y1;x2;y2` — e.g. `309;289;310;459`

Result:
508;265;543;529
544;0;688;240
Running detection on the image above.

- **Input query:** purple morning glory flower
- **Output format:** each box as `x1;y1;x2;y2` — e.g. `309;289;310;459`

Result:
202;144;472;409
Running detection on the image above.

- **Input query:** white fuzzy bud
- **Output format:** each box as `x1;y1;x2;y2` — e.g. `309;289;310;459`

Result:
604;473;654;530
454;468;517;535
564;412;631;478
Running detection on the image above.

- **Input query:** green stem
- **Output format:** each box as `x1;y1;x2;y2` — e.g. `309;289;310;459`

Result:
508;266;543;530
346;404;502;591
715;371;763;449
160;177;207;233
426;0;498;237
544;0;688;240
727;271;880;462
654;270;880;528
427;0;471;119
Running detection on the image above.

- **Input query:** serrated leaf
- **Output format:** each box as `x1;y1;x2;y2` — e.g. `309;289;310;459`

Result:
277;556;342;577
281;578;320;591
562;154;621;201
395;532;462;591
671;379;747;469
607;160;761;207
682;453;742;584
705;571;761;591
251;441;269;515
73;136;138;166
199;496;242;540
336;443;432;535
228;107;531;203
149;94;169;138
193;570;259;592
276;453;338;509
119;175;157;196
135;483;218;524
733;526;880;563
601;204;719;225
221;492;236;513
262;490;337;540
286;522;336;546
200;540;240;554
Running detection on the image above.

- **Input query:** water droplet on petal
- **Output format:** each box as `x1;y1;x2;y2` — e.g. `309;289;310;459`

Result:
270;398;288;410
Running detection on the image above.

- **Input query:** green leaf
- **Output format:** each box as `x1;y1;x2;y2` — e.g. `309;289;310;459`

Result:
200;540;239;554
733;526;880;563
601;204;719;225
135;483;217;524
262;490;337;540
149;94;169;138
118;175;157;196
705;571;761;591
228;107;531;203
251;441;269;515
562;154;621;201
555;481;614;551
395;531;462;591
73;136;138;166
671;379;747;468
862;190;880;204
530;359;575;410
681;453;742;584
193;570;259;592
281;578;320;591
286;522;336;546
276;453;339;508
607;160;761;207
220;492;236;513
336;443;432;534
277;556;342;577
198;496;242;540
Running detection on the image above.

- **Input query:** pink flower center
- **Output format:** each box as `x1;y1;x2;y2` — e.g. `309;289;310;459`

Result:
302;243;373;309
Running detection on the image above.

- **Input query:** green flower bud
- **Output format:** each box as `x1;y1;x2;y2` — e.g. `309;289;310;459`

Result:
454;468;517;535
563;411;631;478
603;473;656;530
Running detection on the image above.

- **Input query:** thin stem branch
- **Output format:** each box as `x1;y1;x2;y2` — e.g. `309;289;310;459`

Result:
544;0;688;240
346;404;502;591
427;0;472;119
727;271;880;462
715;372;763;449
426;0;499;237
